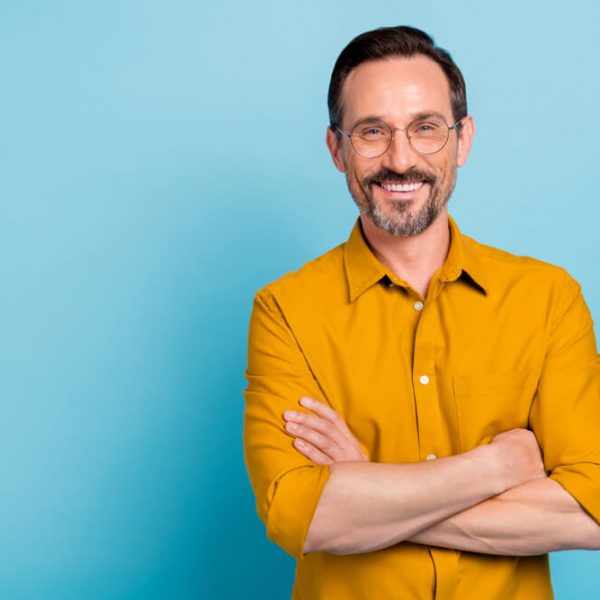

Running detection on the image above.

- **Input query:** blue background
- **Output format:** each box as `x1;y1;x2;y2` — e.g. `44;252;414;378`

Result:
0;1;598;598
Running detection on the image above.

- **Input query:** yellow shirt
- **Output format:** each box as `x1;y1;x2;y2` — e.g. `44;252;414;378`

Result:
243;216;600;600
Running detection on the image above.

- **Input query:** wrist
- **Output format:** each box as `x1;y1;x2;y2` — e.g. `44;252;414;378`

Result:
467;443;512;496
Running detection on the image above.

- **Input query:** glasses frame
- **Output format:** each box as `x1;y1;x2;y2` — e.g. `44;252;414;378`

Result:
334;116;463;158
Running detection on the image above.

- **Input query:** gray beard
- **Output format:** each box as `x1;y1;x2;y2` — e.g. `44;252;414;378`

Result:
369;190;449;237
348;174;456;237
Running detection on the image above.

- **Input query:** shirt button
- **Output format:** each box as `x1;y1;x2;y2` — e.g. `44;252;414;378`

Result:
414;301;424;311
419;375;430;385
426;454;437;461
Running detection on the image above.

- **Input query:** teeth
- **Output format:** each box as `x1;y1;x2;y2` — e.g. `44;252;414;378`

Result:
381;181;424;192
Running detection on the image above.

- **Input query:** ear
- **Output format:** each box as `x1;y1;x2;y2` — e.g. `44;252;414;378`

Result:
326;127;347;173
456;115;475;168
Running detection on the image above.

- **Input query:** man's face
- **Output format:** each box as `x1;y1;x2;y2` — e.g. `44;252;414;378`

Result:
326;55;474;237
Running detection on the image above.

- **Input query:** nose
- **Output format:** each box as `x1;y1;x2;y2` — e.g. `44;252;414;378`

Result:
382;128;419;172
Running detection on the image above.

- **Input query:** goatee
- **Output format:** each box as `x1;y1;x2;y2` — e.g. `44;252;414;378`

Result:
347;167;456;237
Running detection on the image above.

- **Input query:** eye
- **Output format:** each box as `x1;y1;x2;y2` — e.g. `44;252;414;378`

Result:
414;122;439;133
356;124;388;140
411;118;445;136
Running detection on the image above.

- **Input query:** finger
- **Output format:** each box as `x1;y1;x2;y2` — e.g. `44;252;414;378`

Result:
285;418;369;462
285;421;339;455
288;401;369;460
284;411;349;447
284;416;368;462
292;438;332;466
299;397;356;440
286;411;369;461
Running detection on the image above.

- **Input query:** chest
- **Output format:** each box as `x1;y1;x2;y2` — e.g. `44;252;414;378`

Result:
295;282;545;460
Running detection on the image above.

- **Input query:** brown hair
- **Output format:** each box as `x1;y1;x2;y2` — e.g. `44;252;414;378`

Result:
328;26;467;130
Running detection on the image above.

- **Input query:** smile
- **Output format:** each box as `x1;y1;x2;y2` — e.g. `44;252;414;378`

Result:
380;181;424;193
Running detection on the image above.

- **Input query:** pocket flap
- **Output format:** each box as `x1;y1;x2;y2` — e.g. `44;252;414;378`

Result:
453;370;535;396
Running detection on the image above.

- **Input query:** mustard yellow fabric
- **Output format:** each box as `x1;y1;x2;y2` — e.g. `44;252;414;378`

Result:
243;216;600;600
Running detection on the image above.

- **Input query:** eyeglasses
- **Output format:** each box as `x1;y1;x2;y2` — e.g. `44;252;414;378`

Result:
334;115;462;158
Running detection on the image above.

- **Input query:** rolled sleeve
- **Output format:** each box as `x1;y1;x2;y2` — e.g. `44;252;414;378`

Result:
243;289;331;558
530;274;600;524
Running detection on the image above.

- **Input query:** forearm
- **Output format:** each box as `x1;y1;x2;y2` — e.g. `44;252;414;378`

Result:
305;446;514;555
409;477;600;555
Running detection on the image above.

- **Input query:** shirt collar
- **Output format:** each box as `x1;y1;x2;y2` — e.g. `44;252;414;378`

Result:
343;220;388;302
441;216;488;294
343;216;488;303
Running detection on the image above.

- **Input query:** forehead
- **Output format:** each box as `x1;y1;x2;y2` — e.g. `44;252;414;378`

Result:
340;55;453;127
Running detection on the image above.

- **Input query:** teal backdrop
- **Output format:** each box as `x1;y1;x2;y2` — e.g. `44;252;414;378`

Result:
0;1;598;598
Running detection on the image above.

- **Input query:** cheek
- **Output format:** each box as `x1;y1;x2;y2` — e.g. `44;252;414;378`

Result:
348;157;381;184
429;155;456;184
344;161;364;188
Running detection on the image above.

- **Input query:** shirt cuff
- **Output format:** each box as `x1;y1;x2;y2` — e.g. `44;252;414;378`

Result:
551;462;600;525
266;464;331;559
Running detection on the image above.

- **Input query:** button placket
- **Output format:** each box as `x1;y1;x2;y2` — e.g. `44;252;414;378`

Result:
412;298;443;465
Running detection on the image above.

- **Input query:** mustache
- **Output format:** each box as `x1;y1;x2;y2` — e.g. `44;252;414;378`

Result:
363;167;435;187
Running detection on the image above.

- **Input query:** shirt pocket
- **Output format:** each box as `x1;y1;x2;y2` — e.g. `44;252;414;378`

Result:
452;370;536;452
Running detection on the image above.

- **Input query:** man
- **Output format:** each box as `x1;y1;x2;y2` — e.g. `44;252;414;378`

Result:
243;26;600;599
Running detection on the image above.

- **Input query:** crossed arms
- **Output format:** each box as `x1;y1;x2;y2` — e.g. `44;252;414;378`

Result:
283;397;600;556
244;288;600;559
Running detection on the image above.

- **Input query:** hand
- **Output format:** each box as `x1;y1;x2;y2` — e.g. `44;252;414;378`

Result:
489;428;547;489
283;396;369;465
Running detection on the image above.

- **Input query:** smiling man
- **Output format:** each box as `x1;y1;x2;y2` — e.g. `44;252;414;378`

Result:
243;26;600;599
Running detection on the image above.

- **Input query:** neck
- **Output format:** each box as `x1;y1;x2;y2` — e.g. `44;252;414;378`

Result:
360;209;451;298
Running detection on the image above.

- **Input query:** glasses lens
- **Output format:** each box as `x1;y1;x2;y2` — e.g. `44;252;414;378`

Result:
350;122;391;158
407;116;449;154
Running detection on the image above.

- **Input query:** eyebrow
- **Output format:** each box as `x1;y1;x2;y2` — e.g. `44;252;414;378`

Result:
350;111;449;129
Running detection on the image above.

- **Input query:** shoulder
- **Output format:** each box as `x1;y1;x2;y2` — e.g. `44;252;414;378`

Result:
464;234;581;304
254;242;347;312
